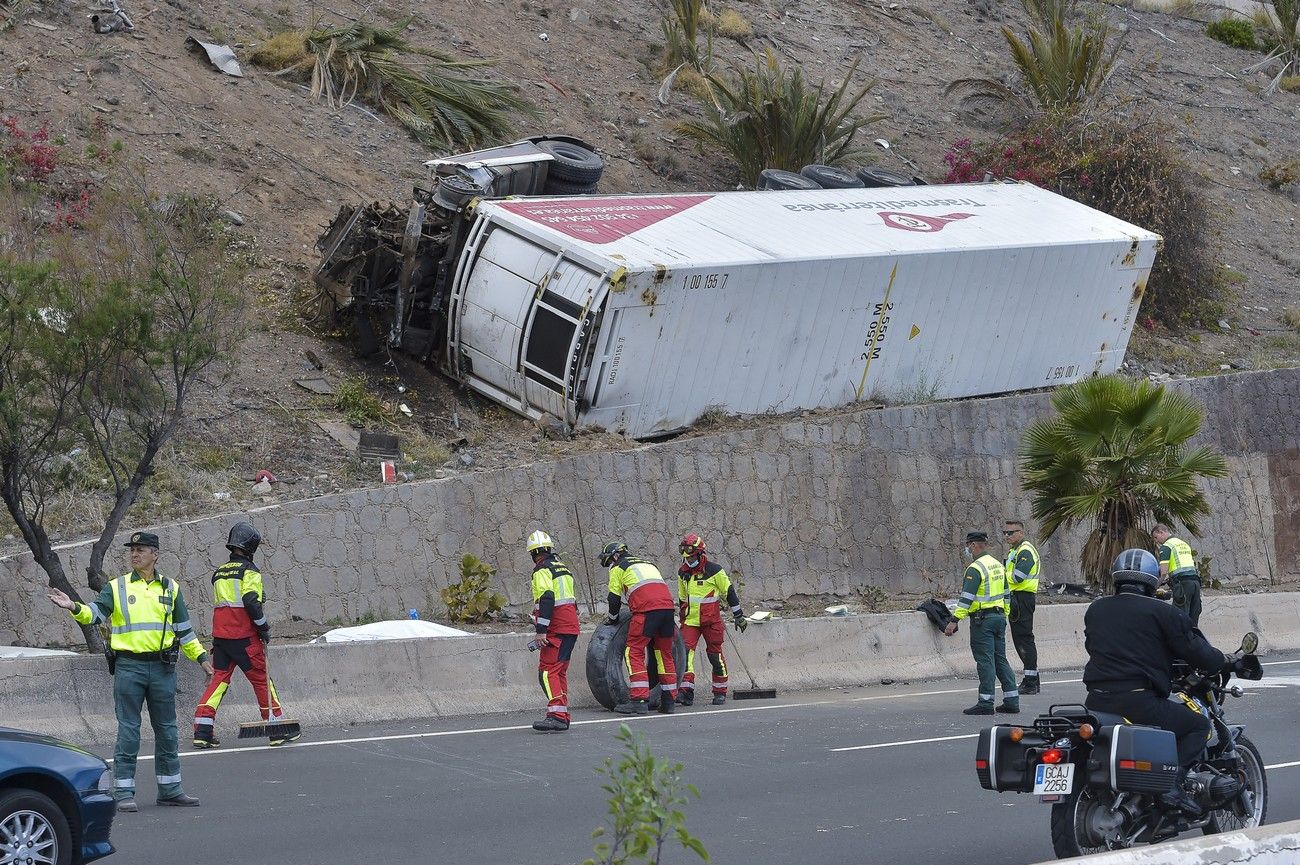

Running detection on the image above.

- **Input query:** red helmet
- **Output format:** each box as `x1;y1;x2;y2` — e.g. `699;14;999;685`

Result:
680;534;706;569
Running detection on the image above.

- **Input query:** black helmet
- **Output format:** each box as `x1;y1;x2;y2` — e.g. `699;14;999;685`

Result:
226;521;261;557
1111;548;1159;594
598;541;627;567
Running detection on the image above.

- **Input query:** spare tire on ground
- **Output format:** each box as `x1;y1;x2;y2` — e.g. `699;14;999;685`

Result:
537;139;604;186
800;164;865;188
856;166;917;188
757;168;822;191
586;608;687;711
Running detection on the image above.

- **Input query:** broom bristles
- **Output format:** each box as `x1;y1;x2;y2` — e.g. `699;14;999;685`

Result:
237;718;301;739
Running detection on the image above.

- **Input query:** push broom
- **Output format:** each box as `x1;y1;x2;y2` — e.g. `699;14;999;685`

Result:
237;645;301;742
728;634;777;700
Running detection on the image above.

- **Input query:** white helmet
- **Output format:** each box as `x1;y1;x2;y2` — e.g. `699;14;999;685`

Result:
527;530;554;553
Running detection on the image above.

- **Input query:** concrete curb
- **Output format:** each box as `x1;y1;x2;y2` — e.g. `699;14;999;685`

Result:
4;593;1298;746
1040;818;1300;864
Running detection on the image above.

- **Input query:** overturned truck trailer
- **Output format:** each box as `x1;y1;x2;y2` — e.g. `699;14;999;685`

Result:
316;139;1160;439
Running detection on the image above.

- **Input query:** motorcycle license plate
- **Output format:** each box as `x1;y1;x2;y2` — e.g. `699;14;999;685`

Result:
1033;763;1074;796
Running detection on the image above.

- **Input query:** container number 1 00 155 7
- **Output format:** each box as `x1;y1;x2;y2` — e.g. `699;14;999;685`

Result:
682;272;729;291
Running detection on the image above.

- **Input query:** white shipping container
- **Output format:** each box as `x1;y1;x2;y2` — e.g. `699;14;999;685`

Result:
445;182;1159;438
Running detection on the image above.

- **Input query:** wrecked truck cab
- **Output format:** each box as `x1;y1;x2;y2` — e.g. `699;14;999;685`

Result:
423;135;602;201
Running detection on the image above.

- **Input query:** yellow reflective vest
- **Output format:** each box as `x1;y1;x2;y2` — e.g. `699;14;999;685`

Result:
71;571;206;660
953;554;1010;620
1161;537;1198;579
1006;541;1040;593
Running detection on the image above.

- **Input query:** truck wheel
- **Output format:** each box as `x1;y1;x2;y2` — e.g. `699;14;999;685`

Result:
856;166;917;188
542;178;600;196
757;168;822;191
800;164;865;188
585;610;687;711
538;140;605;185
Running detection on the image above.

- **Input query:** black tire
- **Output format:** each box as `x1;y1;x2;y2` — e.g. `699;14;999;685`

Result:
537;140;604;185
856;165;917;188
757;168;821;191
1204;735;1268;834
0;788;73;865
1050;787;1120;859
800;164;865;188
585;609;687;711
542;178;600;197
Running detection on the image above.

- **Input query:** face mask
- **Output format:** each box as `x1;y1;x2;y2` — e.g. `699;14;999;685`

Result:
963;546;972;560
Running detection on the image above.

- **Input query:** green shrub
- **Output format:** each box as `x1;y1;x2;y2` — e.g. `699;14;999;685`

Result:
1205;18;1258;50
679;50;885;187
441;554;507;623
585;725;709;865
334;376;387;427
942;117;1220;327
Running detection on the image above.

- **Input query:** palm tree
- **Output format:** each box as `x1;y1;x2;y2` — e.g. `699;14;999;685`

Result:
1019;375;1228;592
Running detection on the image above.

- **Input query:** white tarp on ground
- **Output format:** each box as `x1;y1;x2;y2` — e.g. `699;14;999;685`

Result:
311;620;472;643
0;646;79;659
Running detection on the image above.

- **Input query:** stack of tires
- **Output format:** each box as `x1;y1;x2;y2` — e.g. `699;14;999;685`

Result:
585;608;687;711
539;140;604;196
756;164;925;190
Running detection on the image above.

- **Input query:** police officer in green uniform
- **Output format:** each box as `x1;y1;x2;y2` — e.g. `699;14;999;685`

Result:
1003;520;1041;695
943;531;1019;716
49;531;214;812
1152;523;1201;625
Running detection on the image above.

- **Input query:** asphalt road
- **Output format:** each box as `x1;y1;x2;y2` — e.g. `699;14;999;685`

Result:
106;655;1300;865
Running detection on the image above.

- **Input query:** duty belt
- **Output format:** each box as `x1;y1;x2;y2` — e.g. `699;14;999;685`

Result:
114;649;169;661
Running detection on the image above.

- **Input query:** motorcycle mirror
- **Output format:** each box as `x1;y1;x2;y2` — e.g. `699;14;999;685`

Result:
1239;632;1258;655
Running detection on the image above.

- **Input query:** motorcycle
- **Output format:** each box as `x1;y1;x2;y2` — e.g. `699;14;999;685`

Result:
975;632;1266;858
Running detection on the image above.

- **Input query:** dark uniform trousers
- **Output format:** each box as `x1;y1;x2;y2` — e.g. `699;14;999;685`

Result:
1085;689;1211;766
1171;577;1203;627
1009;591;1038;672
969;611;1018;704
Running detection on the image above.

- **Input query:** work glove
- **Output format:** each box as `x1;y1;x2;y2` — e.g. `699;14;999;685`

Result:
257;625;271;644
604;613;619;627
733;614;748;632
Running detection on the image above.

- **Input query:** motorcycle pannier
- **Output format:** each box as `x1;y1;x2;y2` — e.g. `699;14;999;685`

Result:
1085;725;1178;794
976;726;1034;793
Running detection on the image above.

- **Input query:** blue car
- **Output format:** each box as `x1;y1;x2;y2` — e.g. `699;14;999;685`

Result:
0;727;115;865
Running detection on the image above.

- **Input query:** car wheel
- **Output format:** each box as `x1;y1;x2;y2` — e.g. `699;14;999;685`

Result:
537;140;605;186
0;789;73;865
542;178;601;196
585;609;687;711
856;165;917;187
757;168;822;191
800;164;865;188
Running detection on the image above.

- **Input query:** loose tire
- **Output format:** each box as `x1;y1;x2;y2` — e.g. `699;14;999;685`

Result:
537;140;604;186
542;178;600;197
856;166;917;188
0;789;73;865
800;164;865;188
757;169;821;191
1204;735;1268;834
586;609;687;711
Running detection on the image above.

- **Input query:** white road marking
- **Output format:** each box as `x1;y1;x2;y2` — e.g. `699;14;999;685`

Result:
118;657;1300;764
1266;761;1300;770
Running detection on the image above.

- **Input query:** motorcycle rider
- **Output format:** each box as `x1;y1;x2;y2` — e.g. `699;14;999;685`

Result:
1082;548;1227;817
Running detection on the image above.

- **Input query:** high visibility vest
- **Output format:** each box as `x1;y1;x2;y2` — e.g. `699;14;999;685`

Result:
212;560;264;639
1006;541;1041;593
1165;537;1198;578
677;562;734;626
959;554;1010;618
532;556;581;634
608;558;675;612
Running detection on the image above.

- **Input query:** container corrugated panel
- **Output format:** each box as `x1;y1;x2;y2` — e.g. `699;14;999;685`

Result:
472;183;1159;438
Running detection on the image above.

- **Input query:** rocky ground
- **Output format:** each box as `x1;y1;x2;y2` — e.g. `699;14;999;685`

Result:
0;0;1296;560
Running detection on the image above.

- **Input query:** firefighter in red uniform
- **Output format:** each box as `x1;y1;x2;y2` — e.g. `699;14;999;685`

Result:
676;534;746;706
600;541;678;715
193;522;299;748
527;531;581;733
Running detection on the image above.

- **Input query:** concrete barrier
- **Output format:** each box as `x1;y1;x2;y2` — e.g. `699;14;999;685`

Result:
4;593;1298;746
1039;818;1300;864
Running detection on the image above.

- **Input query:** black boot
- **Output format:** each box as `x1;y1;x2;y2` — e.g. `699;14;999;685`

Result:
658;695;676;714
677;690;694;707
1020;676;1041;695
711;693;726;705
191;729;220;749
1160;769;1203;817
963;703;995;716
614;700;649;715
532;716;570;733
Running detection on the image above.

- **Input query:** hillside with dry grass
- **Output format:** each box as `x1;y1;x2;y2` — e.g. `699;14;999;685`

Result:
0;0;1297;552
